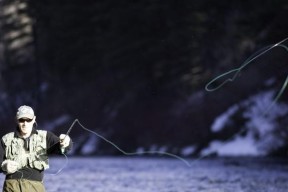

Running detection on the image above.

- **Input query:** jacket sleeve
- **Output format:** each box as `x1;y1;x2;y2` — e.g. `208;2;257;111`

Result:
46;131;72;154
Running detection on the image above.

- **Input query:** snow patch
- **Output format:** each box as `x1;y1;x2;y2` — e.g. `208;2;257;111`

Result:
181;145;196;156
205;89;288;156
136;147;145;155
211;105;239;132
201;133;263;156
81;135;99;155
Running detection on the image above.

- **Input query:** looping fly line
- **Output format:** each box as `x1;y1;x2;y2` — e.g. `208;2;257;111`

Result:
205;37;288;111
59;119;192;168
49;37;288;175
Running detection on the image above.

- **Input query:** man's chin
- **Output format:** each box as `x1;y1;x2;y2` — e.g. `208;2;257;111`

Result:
21;128;28;133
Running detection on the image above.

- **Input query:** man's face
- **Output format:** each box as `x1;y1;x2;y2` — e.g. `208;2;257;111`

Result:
17;116;35;137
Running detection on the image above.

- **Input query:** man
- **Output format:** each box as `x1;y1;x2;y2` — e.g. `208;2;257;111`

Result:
0;105;72;192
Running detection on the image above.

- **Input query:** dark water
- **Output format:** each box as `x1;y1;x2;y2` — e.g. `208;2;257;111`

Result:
1;157;288;192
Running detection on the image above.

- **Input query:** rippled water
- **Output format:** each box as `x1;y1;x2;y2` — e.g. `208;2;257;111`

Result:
1;157;288;192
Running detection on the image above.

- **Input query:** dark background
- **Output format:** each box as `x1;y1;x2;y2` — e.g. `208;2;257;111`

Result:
0;0;288;156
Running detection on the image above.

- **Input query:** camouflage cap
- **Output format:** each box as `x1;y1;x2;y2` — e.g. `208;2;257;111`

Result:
16;105;35;119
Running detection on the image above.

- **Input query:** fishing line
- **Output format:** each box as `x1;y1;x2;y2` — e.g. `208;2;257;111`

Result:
200;37;288;161
205;37;288;111
50;38;288;174
62;119;192;168
15;145;70;176
46;153;69;175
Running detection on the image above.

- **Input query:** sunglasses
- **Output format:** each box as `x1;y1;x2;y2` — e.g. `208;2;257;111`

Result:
18;118;33;123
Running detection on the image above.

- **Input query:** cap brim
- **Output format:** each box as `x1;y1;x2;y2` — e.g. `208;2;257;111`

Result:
17;114;34;119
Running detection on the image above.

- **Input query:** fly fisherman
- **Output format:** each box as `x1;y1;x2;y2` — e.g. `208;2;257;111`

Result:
0;105;72;192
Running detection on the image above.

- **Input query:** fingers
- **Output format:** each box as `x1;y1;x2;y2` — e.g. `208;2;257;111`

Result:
8;162;18;173
59;134;71;148
59;134;66;140
1;160;19;174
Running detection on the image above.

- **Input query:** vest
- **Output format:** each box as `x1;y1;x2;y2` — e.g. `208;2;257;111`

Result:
2;130;49;171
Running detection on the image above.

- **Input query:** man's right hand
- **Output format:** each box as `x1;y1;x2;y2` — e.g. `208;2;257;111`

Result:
1;160;19;174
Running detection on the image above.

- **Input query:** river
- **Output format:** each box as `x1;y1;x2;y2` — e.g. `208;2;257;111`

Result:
0;157;288;192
